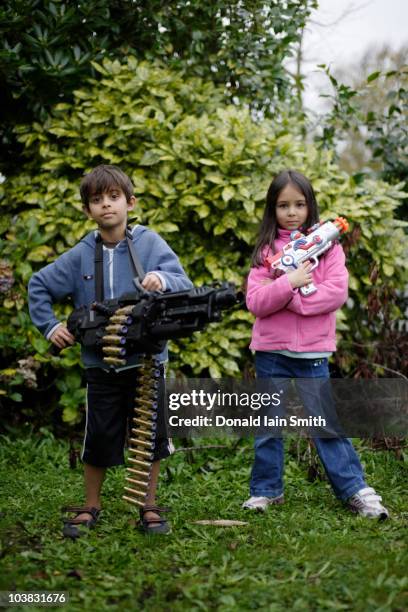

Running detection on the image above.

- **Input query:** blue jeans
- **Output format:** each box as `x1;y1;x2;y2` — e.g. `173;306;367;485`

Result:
250;352;367;501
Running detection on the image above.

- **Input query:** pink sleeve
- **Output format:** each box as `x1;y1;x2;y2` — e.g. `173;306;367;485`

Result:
246;264;297;317
286;243;349;316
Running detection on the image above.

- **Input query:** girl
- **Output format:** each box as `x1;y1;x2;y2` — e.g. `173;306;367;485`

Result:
243;170;388;519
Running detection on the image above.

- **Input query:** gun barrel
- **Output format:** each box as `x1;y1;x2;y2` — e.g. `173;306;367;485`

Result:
334;217;349;234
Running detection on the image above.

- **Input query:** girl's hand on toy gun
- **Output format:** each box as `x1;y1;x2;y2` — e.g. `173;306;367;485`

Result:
50;324;76;349
288;262;313;289
142;273;163;292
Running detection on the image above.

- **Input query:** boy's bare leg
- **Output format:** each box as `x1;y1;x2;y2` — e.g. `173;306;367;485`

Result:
142;460;163;527
85;463;106;507
74;464;106;521
145;459;160;505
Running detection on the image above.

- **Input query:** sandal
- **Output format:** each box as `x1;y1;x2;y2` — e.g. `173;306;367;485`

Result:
61;505;101;540
139;505;171;535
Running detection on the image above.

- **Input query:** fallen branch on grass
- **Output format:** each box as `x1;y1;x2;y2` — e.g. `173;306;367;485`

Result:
193;520;248;526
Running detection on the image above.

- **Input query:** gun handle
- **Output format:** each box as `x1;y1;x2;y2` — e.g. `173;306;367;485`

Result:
300;282;317;296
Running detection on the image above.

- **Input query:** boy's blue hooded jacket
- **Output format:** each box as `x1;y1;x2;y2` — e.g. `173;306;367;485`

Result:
28;225;193;369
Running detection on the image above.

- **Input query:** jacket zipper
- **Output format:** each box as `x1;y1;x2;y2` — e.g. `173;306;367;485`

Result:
108;249;114;298
296;301;299;351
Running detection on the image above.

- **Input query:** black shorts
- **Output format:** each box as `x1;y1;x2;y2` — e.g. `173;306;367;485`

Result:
81;366;172;468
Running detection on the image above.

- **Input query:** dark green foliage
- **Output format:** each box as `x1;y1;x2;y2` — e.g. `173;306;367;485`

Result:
0;0;317;174
365;75;408;200
316;65;408;220
1;432;407;609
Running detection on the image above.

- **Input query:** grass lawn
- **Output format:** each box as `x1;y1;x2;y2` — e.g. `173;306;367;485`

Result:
0;430;407;611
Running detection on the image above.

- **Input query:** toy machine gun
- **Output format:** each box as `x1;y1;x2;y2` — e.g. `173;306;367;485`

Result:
264;218;349;296
68;281;242;509
89;282;242;369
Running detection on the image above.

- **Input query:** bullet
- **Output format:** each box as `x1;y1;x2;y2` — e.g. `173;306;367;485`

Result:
138;391;159;400
123;495;144;507
103;356;126;367
105;324;128;334
139;369;161;379
131;428;156;440
135;399;158;410
128;457;151;468
132;427;156;440
138;377;156;385
110;315;132;325
115;306;134;315
124;485;147;498
137;378;159;388
102;335;126;345
129;438;155;450
127;467;151;479
134;408;157;420
133;417;157;429
125;477;149;489
129;448;154;460
102;346;126;356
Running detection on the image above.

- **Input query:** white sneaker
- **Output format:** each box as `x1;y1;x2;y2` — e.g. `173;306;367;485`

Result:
347;487;389;520
242;495;284;512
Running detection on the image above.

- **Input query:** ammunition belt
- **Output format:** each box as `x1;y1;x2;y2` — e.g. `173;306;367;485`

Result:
100;307;160;507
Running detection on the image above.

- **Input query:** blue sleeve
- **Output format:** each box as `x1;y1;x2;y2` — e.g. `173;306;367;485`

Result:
142;232;193;292
28;249;78;337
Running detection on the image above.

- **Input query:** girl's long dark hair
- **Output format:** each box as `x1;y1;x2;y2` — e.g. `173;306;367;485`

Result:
251;170;320;267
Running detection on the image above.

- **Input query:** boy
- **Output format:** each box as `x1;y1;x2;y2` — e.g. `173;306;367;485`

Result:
28;164;193;537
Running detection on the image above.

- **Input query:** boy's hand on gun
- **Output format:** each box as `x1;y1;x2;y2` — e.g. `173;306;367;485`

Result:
287;261;313;289
141;273;163;292
50;324;76;348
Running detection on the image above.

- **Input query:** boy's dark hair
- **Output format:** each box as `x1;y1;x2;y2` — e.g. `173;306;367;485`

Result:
250;169;320;267
80;165;134;208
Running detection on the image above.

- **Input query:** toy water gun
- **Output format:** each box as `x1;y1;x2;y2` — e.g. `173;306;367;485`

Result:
264;217;349;296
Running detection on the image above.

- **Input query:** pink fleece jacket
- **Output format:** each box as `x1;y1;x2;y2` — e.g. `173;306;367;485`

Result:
247;228;349;352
